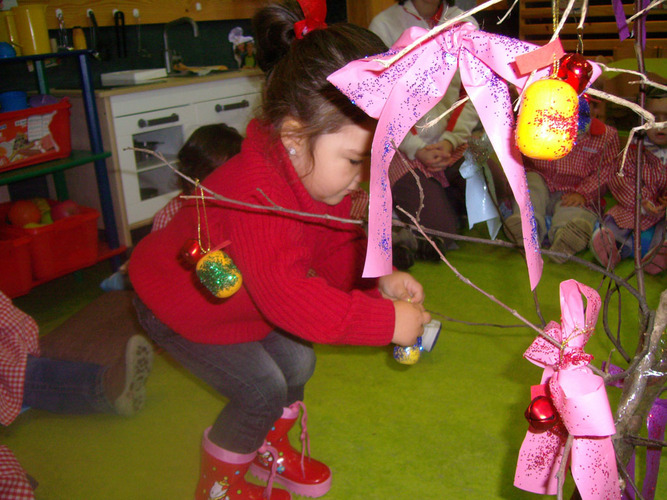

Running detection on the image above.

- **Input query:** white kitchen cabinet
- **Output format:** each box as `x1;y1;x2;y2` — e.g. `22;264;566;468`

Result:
64;70;262;246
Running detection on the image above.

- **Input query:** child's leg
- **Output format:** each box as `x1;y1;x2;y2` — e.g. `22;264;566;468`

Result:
23;355;113;414
392;169;460;254
134;298;297;499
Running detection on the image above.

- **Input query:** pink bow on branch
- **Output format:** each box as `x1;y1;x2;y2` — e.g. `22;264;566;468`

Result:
514;279;620;499
328;23;601;289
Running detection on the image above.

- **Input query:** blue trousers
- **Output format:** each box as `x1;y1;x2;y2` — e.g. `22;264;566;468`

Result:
133;298;316;454
23;355;114;414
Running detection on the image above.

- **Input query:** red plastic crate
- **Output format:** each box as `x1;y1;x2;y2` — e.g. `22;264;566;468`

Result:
0;201;100;282
0;232;32;298
0;98;72;173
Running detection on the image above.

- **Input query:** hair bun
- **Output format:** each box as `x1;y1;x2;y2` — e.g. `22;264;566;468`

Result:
252;1;303;73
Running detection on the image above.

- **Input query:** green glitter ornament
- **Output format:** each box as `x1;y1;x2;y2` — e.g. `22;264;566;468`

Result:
196;250;243;298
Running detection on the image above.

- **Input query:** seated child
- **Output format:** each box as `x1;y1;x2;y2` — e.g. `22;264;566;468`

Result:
152;123;243;231
590;90;667;274
504;99;621;263
1;290;153;497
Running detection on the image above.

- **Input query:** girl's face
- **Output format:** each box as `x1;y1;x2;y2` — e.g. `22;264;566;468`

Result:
292;121;374;205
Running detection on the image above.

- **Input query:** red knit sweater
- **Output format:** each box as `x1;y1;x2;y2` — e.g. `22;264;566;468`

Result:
129;120;395;346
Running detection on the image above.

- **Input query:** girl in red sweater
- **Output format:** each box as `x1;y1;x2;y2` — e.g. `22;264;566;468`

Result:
128;1;431;499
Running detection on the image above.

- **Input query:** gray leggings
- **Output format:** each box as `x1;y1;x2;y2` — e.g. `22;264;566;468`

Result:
133;298;316;453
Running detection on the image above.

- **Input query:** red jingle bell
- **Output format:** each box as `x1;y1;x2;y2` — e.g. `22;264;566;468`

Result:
179;238;206;268
524;395;559;432
557;53;593;94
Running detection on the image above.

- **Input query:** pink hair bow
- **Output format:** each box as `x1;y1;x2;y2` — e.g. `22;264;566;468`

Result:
514;279;620;499
294;0;327;39
328;24;600;289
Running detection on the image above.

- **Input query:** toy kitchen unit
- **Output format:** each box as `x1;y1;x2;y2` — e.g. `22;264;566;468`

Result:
64;68;262;246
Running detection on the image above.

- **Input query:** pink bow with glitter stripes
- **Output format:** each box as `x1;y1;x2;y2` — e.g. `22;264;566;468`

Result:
328;23;601;289
514;279;620;499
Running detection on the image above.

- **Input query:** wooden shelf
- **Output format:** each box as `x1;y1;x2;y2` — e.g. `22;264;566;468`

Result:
0;151;111;186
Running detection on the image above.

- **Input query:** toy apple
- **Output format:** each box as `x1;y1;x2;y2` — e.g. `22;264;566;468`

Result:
8;200;42;227
50;200;80;221
31;197;53;224
515;78;579;160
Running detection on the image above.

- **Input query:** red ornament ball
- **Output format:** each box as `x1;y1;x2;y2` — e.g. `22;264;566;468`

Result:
557;53;593;94
179;239;206;268
524;395;559;432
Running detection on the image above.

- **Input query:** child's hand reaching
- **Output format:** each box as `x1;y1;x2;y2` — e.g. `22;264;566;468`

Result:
378;271;425;303
392;299;431;346
379;271;431;346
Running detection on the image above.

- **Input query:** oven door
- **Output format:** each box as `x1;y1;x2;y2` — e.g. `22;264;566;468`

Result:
114;104;196;226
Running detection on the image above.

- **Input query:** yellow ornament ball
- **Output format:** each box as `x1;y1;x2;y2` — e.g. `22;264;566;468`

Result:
195;250;243;298
515;78;579;160
393;344;421;365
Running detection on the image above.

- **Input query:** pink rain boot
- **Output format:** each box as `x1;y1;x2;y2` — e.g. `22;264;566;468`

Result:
250;402;332;497
195;428;291;500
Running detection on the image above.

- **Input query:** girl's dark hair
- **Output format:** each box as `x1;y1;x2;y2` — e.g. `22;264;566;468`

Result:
252;0;387;151
177;123;243;194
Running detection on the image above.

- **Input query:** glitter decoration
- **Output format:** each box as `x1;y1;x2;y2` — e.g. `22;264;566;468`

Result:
515;78;579;160
196;250;243;298
577;95;591;135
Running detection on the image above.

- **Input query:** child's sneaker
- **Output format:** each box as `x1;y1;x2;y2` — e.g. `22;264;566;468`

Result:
590;227;621;269
549;219;593;263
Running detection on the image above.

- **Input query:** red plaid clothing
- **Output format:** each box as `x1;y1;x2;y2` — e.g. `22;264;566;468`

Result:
607;142;667;230
388;144;468;188
151;196;184;232
522;120;620;208
0;291;39;427
0;446;34;500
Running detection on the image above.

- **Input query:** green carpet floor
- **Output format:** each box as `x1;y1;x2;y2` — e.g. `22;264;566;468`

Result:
3;232;666;500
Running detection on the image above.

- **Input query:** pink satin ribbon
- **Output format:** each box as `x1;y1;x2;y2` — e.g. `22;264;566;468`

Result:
514;279;620;499
328;23;601;289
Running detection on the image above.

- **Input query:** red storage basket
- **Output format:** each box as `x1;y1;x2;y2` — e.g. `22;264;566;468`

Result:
0;201;99;282
0;231;32;298
0;98;72;173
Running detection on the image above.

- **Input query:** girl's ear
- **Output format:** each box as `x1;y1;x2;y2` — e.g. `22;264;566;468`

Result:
279;117;305;155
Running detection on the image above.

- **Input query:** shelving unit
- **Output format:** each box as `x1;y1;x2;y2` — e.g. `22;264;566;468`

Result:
0;50;126;282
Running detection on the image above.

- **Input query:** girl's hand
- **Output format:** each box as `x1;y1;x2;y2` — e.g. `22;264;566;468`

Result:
642;199;664;216
560;192;586;207
378;271;425;303
392;299;431;346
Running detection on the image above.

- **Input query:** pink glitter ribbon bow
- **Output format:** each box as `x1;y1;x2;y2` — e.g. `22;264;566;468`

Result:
328;23;601;289
514;279;620;499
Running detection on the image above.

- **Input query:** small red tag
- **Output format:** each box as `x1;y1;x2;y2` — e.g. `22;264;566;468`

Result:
514;39;566;76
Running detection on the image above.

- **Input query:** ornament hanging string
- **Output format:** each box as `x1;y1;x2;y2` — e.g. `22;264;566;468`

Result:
195;181;211;254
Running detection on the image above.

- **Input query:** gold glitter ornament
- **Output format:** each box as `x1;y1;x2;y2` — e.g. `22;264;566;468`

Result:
196;249;243;298
515;78;579;161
